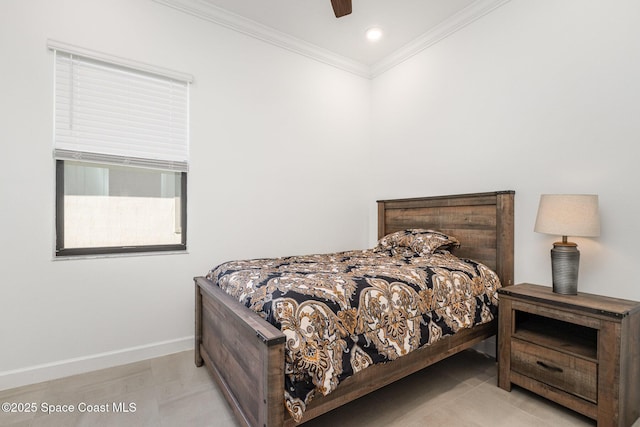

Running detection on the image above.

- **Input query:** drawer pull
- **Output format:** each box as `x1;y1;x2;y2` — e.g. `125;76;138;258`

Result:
536;361;563;373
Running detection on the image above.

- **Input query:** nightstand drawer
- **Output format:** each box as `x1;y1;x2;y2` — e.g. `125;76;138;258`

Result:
511;338;597;402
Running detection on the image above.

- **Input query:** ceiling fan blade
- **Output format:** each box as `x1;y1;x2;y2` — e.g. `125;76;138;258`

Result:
331;0;352;18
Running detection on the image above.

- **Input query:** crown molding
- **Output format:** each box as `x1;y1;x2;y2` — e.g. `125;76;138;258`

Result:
153;0;511;80
370;0;513;78
153;0;371;78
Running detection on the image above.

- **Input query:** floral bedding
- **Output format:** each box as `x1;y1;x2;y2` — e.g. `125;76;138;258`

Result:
206;229;502;421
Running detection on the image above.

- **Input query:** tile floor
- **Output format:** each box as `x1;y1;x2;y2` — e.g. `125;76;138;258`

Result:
0;349;630;427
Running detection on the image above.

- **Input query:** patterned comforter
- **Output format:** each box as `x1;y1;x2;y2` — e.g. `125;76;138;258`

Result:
206;231;501;421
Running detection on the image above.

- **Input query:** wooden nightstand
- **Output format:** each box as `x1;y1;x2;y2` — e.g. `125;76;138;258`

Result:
497;283;640;427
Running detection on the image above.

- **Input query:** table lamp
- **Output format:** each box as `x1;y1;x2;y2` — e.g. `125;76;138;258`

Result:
534;194;600;295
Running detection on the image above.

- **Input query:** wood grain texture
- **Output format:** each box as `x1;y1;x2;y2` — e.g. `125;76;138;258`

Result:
509;371;598;420
498;283;640;427
511;338;597;402
377;190;515;287
499;283;640;319
620;311;640;426
196;277;285;427
195;191;515;427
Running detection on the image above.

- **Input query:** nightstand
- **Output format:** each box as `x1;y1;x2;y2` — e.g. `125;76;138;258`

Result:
497;283;640;427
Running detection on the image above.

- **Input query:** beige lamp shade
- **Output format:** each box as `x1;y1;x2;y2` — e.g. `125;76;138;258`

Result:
534;194;600;237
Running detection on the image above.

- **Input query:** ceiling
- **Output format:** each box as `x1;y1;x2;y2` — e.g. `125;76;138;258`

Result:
155;0;509;77
198;0;476;65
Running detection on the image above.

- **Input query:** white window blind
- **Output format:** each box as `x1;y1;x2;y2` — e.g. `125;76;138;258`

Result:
53;48;190;172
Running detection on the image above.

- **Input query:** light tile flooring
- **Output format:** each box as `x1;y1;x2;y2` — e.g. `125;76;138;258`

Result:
1;349;632;427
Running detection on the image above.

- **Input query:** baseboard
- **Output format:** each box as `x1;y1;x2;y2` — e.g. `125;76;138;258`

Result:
0;336;193;391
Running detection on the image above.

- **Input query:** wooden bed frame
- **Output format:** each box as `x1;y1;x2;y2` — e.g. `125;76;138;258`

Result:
194;190;515;427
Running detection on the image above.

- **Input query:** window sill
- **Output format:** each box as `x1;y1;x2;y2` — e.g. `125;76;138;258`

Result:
52;250;188;261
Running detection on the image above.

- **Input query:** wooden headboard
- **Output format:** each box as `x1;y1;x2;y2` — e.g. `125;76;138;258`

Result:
377;190;515;287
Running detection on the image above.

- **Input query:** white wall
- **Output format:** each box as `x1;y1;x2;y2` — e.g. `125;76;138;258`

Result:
3;0;640;391
371;0;640;301
0;0;371;388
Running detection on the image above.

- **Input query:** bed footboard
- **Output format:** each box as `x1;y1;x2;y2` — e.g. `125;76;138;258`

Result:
196;273;497;427
195;276;286;427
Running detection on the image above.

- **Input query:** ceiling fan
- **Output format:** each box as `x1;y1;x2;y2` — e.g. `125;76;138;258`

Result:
330;0;352;18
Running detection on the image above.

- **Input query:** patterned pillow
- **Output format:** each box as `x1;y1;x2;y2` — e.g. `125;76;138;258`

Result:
375;229;460;256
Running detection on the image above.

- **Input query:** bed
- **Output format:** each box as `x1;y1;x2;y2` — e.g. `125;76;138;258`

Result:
194;190;515;427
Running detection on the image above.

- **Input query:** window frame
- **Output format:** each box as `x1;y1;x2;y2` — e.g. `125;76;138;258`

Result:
55;160;188;257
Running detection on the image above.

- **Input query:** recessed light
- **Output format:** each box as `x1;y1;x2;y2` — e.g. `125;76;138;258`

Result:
365;27;383;42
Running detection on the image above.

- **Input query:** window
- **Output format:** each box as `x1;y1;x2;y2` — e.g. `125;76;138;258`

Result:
56;161;186;255
50;41;192;256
